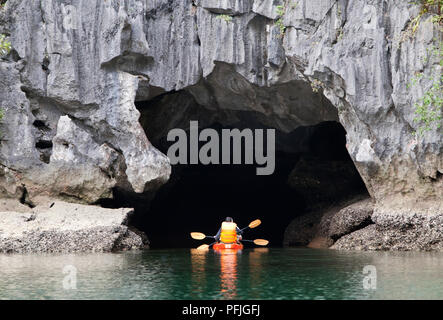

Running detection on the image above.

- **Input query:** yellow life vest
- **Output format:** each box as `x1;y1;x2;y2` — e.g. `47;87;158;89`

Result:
220;222;238;243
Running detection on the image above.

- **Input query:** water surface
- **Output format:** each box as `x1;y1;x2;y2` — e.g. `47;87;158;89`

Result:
1;248;442;299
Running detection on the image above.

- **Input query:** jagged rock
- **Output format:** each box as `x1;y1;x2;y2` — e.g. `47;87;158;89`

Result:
331;205;443;251
1;0;441;207
328;197;374;240
0;201;148;253
284;196;374;248
0;1;172;204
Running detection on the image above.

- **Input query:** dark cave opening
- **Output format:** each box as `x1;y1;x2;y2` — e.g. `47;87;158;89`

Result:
132;150;304;249
119;102;368;248
98;84;369;249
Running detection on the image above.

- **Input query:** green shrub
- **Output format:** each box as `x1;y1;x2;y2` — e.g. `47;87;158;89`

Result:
408;0;442;36
275;5;286;36
217;14;232;23
0;34;11;56
274;2;298;37
0;0;11;56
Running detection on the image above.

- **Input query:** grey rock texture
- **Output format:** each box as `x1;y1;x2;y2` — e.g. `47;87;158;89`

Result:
0;0;172;204
0;201;148;253
0;1;441;250
332;204;443;251
329;197;374;240
284;196;373;248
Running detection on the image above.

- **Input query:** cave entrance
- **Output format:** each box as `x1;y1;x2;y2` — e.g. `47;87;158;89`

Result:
126;78;368;249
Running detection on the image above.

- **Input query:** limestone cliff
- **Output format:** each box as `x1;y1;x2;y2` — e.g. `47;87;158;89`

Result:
0;0;441;251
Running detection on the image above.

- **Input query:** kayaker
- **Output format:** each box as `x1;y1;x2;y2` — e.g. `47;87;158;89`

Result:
214;217;243;244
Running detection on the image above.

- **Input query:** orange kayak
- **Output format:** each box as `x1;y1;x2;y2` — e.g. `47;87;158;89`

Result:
213;243;244;250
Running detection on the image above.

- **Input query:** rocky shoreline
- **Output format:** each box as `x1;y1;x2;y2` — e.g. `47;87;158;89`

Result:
0;199;148;253
332;205;443;251
283;196;374;249
284;197;443;251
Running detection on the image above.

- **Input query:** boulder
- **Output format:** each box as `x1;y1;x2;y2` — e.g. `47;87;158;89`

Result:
0;201;148;253
284;196;373;248
328;197;374;240
331;205;443;251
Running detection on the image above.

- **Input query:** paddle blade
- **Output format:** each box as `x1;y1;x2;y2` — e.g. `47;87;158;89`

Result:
191;232;206;240
249;219;261;229
197;244;210;251
253;239;269;246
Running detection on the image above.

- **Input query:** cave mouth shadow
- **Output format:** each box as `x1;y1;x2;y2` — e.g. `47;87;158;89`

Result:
119;118;368;249
131;154;305;249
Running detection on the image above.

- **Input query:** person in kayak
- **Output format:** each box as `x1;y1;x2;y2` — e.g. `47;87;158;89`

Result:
214;217;243;244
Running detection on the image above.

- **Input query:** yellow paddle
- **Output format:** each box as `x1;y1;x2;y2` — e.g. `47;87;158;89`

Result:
190;232;215;240
253;239;269;246
197;239;218;250
240;219;261;231
196;243;211;250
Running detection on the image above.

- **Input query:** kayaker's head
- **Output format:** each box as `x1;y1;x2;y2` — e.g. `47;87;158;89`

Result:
225;217;233;222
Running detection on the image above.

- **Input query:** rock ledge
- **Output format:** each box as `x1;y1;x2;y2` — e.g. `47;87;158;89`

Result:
0;201;148;253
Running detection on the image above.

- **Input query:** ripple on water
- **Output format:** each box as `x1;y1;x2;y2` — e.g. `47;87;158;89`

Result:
1;248;443;299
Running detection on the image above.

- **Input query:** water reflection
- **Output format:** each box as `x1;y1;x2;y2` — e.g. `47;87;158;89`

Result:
248;248;268;299
2;249;443;299
217;249;240;299
190;249;207;298
190;248;270;300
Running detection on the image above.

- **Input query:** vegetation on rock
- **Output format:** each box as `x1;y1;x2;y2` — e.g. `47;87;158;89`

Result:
275;1;297;37
407;1;442;136
407;42;442;136
0;34;11;56
217;14;232;23
0;0;10;57
409;0;442;34
275;4;286;36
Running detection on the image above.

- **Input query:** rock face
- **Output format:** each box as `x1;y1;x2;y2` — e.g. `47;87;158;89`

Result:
331;204;443;251
283;196;374;248
0;1;441;250
0;200;148;253
0;0;172;204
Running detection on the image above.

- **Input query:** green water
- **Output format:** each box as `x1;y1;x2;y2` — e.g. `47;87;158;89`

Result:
1;248;443;300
